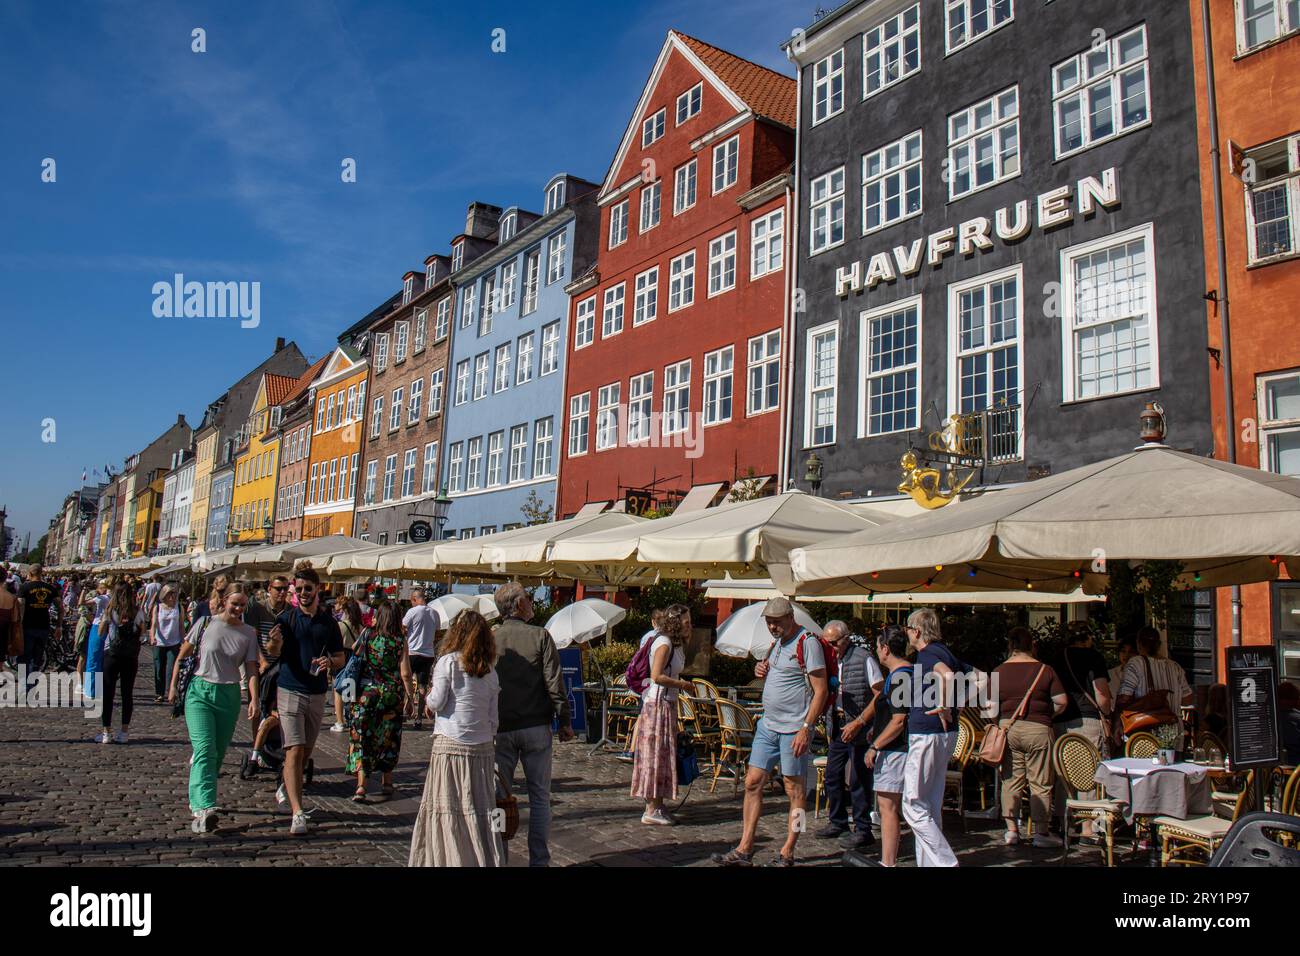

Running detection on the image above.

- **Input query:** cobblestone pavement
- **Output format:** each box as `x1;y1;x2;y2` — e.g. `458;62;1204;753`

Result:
1;682;1115;867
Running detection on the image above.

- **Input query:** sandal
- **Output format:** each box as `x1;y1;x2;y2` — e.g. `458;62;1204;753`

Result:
351;789;367;803
710;847;754;867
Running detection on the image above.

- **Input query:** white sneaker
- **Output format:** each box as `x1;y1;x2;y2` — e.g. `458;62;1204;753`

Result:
641;810;674;826
113;730;129;744
95;731;111;744
191;808;219;833
276;784;288;807
330;722;344;733
290;813;310;836
1032;833;1063;848
1003;830;1021;845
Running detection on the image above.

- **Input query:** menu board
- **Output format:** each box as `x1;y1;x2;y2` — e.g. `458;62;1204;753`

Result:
1225;647;1279;769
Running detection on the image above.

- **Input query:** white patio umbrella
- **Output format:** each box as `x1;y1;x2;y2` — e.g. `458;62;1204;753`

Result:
714;601;823;659
791;443;1300;596
427;593;500;627
544;598;627;649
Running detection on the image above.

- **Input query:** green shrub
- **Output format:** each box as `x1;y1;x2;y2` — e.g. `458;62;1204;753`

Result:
584;641;637;682
708;652;758;686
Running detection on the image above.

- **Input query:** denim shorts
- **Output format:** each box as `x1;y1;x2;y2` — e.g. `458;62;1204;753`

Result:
748;717;811;780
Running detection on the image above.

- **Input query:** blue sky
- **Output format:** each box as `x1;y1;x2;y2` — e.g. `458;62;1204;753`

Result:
0;0;804;546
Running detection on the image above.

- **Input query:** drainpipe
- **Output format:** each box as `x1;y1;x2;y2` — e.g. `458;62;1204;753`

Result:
779;56;805;493
1200;0;1240;651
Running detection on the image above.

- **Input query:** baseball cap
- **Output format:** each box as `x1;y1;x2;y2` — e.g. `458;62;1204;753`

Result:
762;596;793;618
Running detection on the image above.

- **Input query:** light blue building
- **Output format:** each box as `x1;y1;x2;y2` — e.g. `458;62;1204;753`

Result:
205;467;234;550
439;174;599;539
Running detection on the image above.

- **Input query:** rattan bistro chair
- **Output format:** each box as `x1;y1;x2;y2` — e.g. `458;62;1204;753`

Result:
711;699;756;794
1282;766;1300;817
1125;731;1161;759
1053;732;1123;867
942;716;976;831
1155;770;1257;866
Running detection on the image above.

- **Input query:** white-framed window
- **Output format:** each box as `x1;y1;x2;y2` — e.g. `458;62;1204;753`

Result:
401;449;417;498
805;322;839;447
422;442;439;493
403;275;414;305
448;442;464;494
508;425;528;483
1053;25;1150;159
676;82;702;124
809;167;846;254
703;346;734;426
643;107;666;146
712;135;739;194
466;437;483;490
460;286;476;328
425;260;436;288
634;267;658;325
596;383;621;450
860;297;921;437
516;332;535;385
394;321;409;363
568;393;590;457
674;160;697;215
494;342;511;393
414;309;427;351
747;330;781;416
349;453;357;501
864;3;921;97
1061;223;1159;402
435;296;451;340
640;180;661;233
669;250;695;311
429;368;444;415
628;371;654;443
541;321;560;375
534;417;554;476
479;274;495;336
546;232;567;284
499;212;517;243
948;85;1019;200
500;260;517;310
609;200;629;248
946;0;1014;54
409;377;424;423
1244;135;1300;264
486;431;504;486
326;393;336;430
545;179;566;214
451;242;464;272
309;463;318;505
864;130;923;234
602;283;626;338
328;458;338;502
948;266;1022;460
389;387;403;430
454;359;471;406
383;454;397;501
751;209;784;278
374;332;389;371
473;353;489;401
1258;370;1300;475
521;248;540;315
813;48;845;124
1237;0;1300;52
345;385;357;422
663;360;691;436
370;396;383;439
707;231;737;296
574;295;596;349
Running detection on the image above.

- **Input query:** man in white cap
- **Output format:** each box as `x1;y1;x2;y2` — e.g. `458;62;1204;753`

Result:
712;596;828;866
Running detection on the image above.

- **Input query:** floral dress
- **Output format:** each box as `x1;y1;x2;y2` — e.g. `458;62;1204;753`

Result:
345;631;405;775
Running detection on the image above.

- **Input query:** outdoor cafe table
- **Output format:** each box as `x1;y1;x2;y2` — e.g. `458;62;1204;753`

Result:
1094;757;1213;824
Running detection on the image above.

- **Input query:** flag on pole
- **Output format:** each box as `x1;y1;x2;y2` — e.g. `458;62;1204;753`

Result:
82;468;88;482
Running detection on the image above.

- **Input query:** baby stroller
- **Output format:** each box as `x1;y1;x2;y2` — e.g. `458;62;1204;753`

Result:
238;719;315;787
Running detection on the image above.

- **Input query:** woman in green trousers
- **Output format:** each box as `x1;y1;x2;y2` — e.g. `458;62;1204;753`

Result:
169;583;262;833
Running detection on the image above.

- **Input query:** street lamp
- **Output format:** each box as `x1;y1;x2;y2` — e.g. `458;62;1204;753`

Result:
432;488;452;540
804;452;824;497
262;517;273;544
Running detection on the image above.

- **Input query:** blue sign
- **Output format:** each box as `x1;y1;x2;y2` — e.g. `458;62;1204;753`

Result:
556;646;586;733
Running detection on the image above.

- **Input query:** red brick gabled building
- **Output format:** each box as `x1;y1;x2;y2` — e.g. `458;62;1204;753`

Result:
557;31;796;517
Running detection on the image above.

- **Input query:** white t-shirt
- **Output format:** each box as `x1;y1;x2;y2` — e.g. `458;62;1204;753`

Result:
143;581;161;611
189;618;260;685
640;635;686;704
639;629;656;649
403;604;441;657
91;593;110;626
155;604;183;646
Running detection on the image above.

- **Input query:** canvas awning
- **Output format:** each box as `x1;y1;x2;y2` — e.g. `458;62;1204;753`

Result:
673;482;725;513
229;535;373;573
573;501;610;517
700;576;1100;605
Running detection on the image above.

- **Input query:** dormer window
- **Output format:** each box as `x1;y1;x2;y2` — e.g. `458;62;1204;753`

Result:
500;212;517;242
545;179;566;214
452;242;464;272
402;276;414;304
425;261;436;287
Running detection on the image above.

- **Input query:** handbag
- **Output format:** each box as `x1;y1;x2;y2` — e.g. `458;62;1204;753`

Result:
1118;656;1178;738
172;617;211;718
333;627;369;699
978;664;1045;766
676;732;701;785
494;769;520;841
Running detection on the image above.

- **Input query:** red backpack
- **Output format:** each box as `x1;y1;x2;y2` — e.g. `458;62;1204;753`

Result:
766;630;839;717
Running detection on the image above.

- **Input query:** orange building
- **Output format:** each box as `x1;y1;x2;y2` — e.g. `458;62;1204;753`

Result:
1190;0;1300;684
302;345;368;539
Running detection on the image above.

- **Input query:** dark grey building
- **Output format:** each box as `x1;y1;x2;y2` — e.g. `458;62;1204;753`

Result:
784;0;1213;499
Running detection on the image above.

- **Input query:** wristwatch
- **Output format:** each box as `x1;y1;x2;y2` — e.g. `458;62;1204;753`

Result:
800;722;811;731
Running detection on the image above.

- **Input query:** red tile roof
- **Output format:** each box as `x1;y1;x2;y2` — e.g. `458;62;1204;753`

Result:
264;373;298;408
675;32;797;129
280;356;329;406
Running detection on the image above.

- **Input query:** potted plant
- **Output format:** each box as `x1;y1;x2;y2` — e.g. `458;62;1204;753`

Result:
1153;723;1182;765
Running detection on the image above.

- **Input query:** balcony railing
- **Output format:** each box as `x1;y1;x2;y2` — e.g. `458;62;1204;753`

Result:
941;403;1022;466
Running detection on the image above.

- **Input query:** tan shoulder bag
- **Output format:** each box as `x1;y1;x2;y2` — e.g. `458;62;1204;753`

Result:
979;665;1045;766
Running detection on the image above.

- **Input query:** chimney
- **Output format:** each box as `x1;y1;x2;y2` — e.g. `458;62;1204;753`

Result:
275;336;286;352
177;413;185;426
464;202;503;240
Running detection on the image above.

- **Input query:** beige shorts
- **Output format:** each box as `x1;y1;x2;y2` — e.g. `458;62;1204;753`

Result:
278;688;325;749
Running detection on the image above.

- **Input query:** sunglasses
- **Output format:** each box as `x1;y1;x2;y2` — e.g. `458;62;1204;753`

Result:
298;587;317;597
269;585;288;592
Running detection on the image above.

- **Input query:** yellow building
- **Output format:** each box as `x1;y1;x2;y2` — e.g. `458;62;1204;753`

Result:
230;373;297;544
132;472;165;555
191;426;218;553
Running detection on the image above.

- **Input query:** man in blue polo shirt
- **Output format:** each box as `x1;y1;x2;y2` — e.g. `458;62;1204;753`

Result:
268;565;344;836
